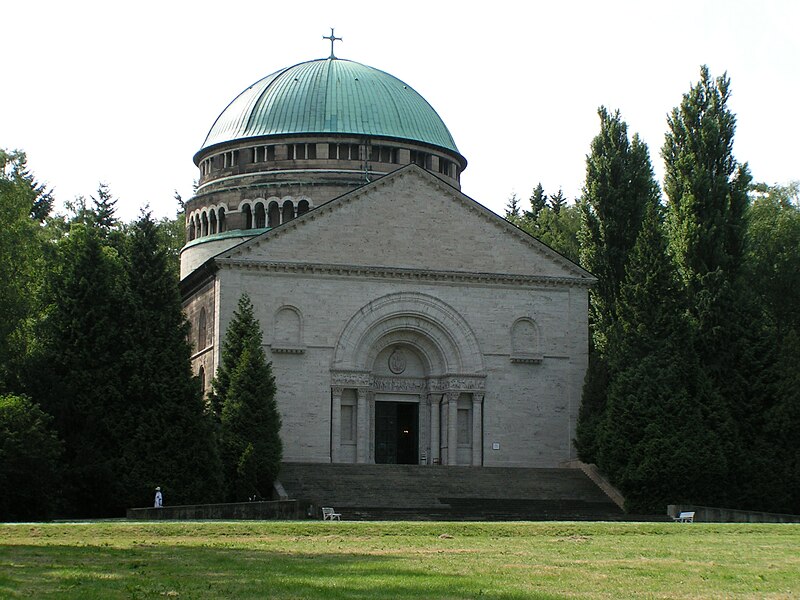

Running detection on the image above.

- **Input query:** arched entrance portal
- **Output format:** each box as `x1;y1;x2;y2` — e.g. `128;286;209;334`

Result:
330;292;487;466
372;344;425;465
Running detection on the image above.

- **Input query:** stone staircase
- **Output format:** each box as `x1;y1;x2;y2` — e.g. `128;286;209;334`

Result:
278;462;634;521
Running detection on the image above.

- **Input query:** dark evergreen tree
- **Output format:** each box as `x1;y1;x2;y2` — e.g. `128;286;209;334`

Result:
663;66;756;507
0;394;63;521
574;350;609;462
210;295;256;420
744;182;800;513
504;193;521;219
548;188;566;214
90;183;119;235
575;109;661;463
118;210;222;508
525;183;547;221
214;294;282;501
580;107;661;352
663;65;751;285
29;223;129;516
597;204;730;512
759;329;800;514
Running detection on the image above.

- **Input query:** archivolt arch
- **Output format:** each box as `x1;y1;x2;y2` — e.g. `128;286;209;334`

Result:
332;292;484;375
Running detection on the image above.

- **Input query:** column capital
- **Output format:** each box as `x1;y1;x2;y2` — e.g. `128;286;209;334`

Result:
331;386;344;398
445;390;460;403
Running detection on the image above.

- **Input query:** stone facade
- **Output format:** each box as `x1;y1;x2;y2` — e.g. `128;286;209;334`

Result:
182;166;594;468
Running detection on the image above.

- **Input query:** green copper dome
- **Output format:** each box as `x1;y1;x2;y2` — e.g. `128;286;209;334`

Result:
200;58;460;155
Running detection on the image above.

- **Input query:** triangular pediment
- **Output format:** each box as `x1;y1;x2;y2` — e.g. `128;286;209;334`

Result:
218;166;593;282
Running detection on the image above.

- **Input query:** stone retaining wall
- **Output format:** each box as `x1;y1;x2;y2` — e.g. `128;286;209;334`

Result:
126;500;300;520
668;504;800;523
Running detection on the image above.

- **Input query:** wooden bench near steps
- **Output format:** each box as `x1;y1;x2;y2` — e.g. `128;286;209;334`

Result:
322;507;341;521
673;511;695;522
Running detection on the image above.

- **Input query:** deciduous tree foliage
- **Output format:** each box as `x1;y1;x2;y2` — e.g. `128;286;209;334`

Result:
0;149;51;392
213;295;282;501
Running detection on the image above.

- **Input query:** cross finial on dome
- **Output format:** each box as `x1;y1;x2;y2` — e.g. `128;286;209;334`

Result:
323;28;342;59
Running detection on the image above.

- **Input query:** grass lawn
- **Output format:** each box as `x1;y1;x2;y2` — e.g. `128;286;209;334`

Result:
0;520;798;599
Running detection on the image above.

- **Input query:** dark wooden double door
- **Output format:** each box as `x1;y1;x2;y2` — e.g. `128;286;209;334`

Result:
375;401;418;464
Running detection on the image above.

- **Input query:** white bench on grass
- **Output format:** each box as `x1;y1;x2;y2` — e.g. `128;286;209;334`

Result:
673;511;695;523
322;507;341;520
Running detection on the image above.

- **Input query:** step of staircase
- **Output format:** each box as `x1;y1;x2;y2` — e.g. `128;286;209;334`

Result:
278;462;634;521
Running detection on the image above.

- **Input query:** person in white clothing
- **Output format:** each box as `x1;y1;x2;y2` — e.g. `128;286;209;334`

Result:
154;486;163;508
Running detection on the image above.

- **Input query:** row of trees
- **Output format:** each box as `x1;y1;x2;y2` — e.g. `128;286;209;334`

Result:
0;151;281;520
508;67;799;513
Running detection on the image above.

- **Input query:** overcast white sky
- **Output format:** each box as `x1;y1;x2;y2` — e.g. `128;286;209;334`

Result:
2;0;797;222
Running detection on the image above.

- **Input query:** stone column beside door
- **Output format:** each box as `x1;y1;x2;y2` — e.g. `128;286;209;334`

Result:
356;388;368;463
430;394;441;465
331;387;343;463
472;393;483;466
419;392;430;464
447;391;459;465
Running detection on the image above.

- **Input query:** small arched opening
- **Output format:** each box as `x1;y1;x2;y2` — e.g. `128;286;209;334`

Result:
243;204;253;229
254;202;266;228
282;200;295;223
268;201;280;227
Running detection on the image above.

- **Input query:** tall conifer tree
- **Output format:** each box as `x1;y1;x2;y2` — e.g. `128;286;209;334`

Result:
526;183;547;220
575;108;660;462
663;66;751;285
580;107;661;352
119;211;222;508
597;204;730;511
663;66;755;503
31;223;129;516
213;294;282;501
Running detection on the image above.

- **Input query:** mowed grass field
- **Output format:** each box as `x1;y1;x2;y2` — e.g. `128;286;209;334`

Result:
0;520;798;599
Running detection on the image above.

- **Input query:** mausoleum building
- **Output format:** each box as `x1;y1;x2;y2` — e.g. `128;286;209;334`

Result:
180;48;594;469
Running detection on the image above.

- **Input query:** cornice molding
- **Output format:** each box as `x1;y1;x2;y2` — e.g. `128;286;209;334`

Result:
215;258;593;289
